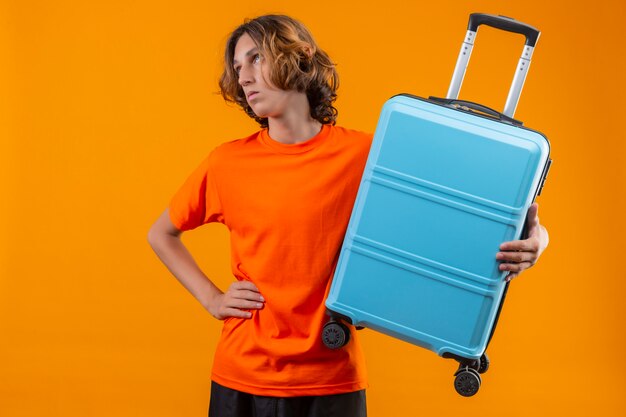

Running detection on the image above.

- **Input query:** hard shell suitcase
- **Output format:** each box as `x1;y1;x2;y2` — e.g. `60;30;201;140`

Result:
323;14;552;396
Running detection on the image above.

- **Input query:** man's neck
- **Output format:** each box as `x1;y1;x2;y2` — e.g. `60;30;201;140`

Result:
266;92;323;144
267;118;323;144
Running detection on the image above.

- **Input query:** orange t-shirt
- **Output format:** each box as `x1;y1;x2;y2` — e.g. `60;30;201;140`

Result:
169;124;373;396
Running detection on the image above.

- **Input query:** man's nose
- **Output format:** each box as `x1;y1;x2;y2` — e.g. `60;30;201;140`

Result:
238;66;253;87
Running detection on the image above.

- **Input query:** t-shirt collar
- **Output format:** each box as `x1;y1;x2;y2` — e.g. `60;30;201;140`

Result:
258;124;331;154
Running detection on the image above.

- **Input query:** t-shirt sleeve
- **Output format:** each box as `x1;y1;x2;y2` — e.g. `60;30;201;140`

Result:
168;151;224;231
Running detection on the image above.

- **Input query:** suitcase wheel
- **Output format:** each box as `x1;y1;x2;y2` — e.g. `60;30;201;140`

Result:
322;321;350;349
454;368;481;397
478;353;490;374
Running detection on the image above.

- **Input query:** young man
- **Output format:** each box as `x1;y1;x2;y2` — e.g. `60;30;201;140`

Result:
147;14;549;417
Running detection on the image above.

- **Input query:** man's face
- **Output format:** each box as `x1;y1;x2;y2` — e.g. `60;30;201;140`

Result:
233;33;299;120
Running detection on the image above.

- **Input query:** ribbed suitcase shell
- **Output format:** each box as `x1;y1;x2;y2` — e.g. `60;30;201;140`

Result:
326;94;550;360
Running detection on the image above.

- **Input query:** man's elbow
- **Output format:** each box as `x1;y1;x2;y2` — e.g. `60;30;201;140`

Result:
148;209;183;249
147;223;162;250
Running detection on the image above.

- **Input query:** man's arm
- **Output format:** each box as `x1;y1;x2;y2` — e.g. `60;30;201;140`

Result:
147;208;264;319
496;203;549;281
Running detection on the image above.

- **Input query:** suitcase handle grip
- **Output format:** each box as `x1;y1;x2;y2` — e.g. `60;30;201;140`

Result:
468;13;540;47
428;96;523;126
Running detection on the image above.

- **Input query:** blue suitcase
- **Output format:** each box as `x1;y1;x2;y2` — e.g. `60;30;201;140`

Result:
323;14;552;396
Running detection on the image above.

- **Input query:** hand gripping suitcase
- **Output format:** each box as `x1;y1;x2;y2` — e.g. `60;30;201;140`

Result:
323;13;552;396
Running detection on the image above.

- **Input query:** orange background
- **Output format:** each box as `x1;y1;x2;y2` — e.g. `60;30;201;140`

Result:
1;0;625;416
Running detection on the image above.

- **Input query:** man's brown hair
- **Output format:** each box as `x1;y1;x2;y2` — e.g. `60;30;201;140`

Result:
219;15;339;128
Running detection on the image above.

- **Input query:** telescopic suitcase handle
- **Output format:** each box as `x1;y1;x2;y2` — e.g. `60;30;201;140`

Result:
468;13;540;46
447;13;541;118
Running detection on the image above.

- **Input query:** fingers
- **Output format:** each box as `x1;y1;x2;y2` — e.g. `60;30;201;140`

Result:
496;204;546;282
499;237;540;252
497;243;542;282
224;287;264;309
496;249;537;264
497;236;539;282
527;203;539;223
231;289;265;302
499;261;533;273
225;296;264;310
213;298;263;320
228;282;265;303
525;203;540;237
221;307;255;319
498;261;532;283
231;280;261;292
505;272;519;282
213;280;265;321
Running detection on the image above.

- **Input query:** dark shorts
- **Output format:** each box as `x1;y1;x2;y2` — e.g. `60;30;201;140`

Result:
208;381;367;417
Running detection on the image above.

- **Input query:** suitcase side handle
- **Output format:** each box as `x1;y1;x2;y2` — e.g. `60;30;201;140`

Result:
447;13;541;119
